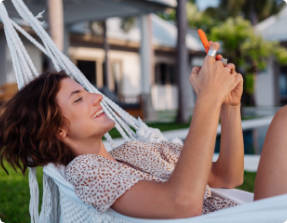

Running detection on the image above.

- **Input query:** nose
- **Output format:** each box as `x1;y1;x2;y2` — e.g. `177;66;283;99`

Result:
91;93;103;105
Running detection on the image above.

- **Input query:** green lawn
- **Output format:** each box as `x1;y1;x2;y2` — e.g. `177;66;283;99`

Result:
0;164;43;223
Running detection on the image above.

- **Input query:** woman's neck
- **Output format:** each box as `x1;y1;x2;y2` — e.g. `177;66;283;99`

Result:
69;138;114;160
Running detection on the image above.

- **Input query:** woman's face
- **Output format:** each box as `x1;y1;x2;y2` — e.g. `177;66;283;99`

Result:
56;78;115;141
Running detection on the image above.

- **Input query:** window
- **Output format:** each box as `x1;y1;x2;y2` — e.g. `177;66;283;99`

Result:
279;66;287;105
154;63;176;85
77;60;97;85
76;59;123;94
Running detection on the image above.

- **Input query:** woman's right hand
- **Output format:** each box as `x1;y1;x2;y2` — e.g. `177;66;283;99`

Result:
189;42;242;105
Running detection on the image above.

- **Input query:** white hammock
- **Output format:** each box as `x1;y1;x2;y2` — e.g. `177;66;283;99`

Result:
1;0;287;222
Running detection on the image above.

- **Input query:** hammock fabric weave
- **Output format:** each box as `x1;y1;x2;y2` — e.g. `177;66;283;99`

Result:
1;0;287;222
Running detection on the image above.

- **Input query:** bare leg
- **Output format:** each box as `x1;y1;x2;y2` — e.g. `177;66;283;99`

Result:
254;106;287;200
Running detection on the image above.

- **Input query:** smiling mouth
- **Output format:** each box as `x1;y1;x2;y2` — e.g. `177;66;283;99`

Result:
93;109;105;119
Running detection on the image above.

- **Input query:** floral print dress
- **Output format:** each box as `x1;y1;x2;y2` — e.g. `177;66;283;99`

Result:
65;141;238;215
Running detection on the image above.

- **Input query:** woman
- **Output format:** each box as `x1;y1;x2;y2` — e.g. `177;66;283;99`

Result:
0;42;279;219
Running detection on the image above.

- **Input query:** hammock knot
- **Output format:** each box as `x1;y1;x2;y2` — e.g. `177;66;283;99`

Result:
35;10;45;19
136;119;166;143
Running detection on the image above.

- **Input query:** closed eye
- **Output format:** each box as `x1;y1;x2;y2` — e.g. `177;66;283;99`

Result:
73;97;83;103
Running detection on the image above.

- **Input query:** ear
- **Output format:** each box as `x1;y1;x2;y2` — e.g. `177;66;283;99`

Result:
57;127;67;140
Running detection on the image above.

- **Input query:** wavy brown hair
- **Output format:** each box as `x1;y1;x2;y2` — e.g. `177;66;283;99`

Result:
0;71;76;174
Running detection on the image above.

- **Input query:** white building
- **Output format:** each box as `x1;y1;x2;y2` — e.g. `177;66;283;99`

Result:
68;15;203;114
0;1;205;119
255;6;287;106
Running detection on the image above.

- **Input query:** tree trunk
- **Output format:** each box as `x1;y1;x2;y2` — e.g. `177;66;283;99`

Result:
47;0;64;51
248;1;258;25
176;0;191;123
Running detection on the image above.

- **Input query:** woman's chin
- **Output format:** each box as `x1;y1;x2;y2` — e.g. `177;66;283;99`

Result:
105;119;116;132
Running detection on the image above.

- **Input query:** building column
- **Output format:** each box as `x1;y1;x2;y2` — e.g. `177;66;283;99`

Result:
63;25;70;55
139;15;156;121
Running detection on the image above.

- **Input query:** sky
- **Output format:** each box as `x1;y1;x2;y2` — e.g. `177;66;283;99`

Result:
196;0;220;11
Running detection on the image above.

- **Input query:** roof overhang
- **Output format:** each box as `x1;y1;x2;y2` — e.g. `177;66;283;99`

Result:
146;0;176;7
2;0;176;25
255;6;287;42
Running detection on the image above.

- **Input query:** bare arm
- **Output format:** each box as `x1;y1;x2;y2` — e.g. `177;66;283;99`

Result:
208;104;244;188
113;97;222;218
112;43;242;218
192;63;244;189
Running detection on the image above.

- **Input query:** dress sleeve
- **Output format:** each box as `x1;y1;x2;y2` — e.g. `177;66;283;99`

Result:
157;141;183;165
164;141;183;152
65;154;152;212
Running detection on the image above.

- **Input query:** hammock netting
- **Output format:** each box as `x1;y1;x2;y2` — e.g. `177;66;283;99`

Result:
0;0;287;222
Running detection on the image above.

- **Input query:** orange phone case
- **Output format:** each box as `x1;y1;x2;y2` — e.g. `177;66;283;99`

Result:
197;29;222;60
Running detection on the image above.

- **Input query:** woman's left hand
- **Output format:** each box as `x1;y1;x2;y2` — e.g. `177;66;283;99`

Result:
223;63;243;106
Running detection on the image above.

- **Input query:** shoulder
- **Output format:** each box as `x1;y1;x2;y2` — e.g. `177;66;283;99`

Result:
65;153;150;184
64;154;118;184
65;154;106;173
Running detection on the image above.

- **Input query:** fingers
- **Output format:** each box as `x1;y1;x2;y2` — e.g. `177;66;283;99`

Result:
236;73;243;84
216;54;223;60
189;66;200;84
204;42;220;64
225;63;236;73
189;66;202;94
191;66;200;74
232;73;243;89
209;41;220;51
224;66;232;73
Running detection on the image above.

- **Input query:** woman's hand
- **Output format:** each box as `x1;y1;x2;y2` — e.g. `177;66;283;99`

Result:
222;63;243;106
189;42;242;106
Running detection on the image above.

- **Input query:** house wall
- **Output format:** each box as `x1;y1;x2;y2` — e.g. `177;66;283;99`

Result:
69;46;183;111
152;54;178;110
151;85;178;110
255;58;276;106
69;46;140;96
